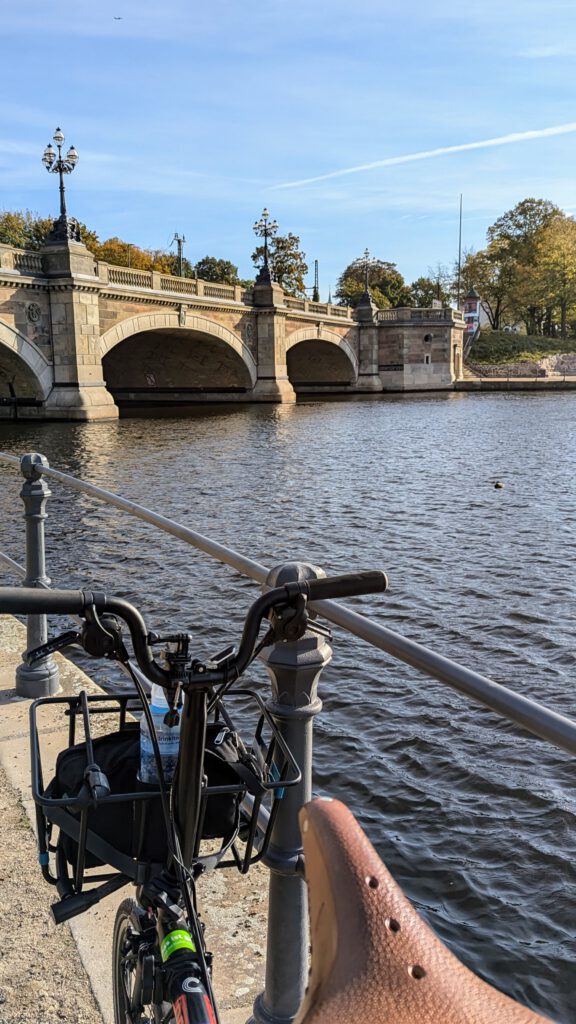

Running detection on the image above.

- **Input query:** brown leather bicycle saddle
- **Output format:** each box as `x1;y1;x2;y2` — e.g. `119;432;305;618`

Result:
296;798;555;1024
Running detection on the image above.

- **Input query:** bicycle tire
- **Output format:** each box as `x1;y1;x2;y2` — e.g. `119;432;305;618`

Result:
112;897;173;1024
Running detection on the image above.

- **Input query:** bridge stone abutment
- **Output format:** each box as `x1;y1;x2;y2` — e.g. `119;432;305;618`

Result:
251;279;297;403
40;241;119;420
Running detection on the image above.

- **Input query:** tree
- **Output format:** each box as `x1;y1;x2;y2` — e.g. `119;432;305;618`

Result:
487;198;561;258
162;253;196;278
462;245;517;330
487;199;562;334
335;257;412;308
95;237;153;269
194;256;240;284
0;209;97;251
534;215;576;338
410;271;450;308
0;208;99;252
252;233;308;296
0;211;38;248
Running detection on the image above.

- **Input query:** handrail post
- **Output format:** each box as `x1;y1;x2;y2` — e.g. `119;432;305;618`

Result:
249;562;332;1024
15;453;60;697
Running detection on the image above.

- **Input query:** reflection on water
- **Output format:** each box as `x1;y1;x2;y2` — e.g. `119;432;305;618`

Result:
0;392;575;1020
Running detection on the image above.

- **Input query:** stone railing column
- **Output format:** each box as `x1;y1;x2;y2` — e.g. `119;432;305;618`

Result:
249;562;332;1024
15;453;60;697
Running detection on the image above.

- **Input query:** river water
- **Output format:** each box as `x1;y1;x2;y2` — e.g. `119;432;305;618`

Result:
0;392;575;1020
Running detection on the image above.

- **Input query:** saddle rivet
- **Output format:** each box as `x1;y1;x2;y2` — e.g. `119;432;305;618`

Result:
409;964;426;980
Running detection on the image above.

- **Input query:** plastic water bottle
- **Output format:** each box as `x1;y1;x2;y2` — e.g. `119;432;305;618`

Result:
139;684;180;785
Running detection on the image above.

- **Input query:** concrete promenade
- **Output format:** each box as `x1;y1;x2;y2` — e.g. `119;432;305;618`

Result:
0;615;267;1024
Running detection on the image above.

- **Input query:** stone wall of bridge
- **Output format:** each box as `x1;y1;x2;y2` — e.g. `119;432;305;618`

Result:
0;239;464;420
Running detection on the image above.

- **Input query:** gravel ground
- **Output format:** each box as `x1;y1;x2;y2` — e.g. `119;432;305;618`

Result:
0;762;104;1024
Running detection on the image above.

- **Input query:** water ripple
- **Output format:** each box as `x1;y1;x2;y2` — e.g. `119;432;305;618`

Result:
1;392;575;1020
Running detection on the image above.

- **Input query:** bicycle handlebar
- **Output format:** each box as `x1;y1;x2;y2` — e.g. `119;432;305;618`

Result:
0;570;388;689
299;570;388;602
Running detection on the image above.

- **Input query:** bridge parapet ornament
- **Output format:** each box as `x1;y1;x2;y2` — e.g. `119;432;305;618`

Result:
26;302;42;324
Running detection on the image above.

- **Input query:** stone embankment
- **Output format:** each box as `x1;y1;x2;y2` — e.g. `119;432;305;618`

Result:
466;352;576;379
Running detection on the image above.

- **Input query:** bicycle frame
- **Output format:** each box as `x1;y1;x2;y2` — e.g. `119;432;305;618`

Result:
17;570;388;1023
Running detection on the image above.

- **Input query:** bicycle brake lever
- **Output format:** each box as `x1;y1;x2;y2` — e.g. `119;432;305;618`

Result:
269;594;310;642
205;644;236;669
25;630;81;665
306;621;333;641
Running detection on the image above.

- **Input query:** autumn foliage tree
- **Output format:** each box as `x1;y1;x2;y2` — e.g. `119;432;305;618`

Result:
0;209;238;281
0;209;98;252
461;198;576;337
534;215;576;338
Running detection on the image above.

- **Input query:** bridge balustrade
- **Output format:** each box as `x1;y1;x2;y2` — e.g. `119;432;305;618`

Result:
108;266;154;288
377;307;465;324
159;275;198;295
13;251;43;274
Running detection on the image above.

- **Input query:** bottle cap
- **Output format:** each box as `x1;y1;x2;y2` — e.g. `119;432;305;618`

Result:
150;683;169;711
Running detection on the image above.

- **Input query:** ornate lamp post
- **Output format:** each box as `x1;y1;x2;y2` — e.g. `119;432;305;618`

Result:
362;247;372;294
42;127;81;242
352;247;379;322
253;207;278;283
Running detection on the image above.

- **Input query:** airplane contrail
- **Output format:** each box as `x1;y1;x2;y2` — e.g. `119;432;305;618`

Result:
271;122;576;190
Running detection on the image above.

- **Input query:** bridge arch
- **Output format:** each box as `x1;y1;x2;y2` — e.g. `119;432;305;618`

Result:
99;312;257;387
285;326;358;389
0;320;53;399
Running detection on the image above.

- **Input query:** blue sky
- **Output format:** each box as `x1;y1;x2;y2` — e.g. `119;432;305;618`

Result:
2;0;576;298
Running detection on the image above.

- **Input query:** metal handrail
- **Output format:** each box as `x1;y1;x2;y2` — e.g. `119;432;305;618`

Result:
0;551;25;577
2;451;576;756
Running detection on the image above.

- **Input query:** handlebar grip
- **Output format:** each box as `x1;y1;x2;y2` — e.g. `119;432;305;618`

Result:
0;587;99;616
305;570;388;602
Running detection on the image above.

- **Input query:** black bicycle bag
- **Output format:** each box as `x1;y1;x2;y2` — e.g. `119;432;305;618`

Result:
201;722;265;839
46;721;264;870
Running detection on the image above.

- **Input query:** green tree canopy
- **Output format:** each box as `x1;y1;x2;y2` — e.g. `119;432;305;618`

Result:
252;233;308;296
0;209;98;251
461;245;518;330
487;198;561;259
410;273;450;308
533;214;576;338
194;256;240;284
461;199;571;336
163;253;195;278
335;257;412;308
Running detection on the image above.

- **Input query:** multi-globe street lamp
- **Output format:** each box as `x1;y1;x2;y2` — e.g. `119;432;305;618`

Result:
362;247;373;293
42;127;80;241
253;208;278;283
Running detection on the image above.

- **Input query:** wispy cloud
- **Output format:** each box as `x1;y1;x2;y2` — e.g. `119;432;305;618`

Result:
520;45;576;58
271;123;576;190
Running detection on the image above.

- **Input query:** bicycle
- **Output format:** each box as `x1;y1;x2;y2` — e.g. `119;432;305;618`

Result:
0;570;387;1024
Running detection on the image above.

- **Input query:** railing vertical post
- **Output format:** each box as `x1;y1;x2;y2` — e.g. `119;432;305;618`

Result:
249;562;332;1024
15;453;60;697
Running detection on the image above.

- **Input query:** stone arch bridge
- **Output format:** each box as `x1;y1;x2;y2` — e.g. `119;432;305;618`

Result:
0;239;464;420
